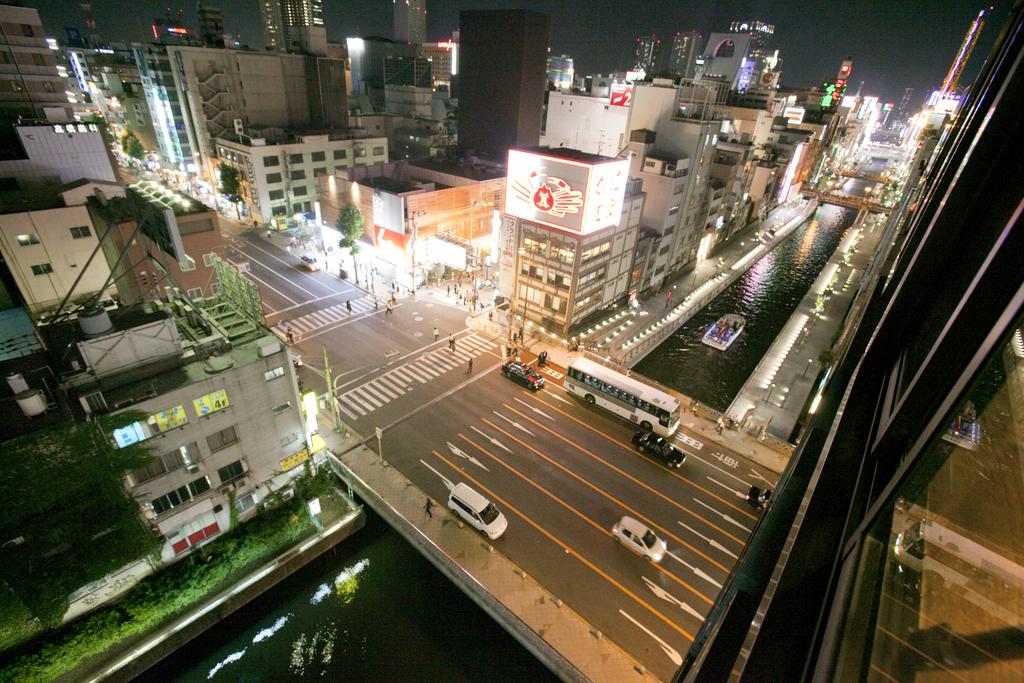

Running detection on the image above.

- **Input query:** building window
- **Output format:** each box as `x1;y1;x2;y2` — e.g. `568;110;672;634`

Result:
236;492;257;513
206;425;238;452
551;245;575;265
217;459;245;485
149;476;211;516
42;80;55;93
271;401;291;415
202;252;216;267
523;236;546;255
179;258;196;272
581;241;610;261
265;172;282;184
69;226;91;239
311;151;325;162
264;366;285;381
288;153;304;164
263;155;280;167
290;169;305;181
32;53;45;66
373;146;385;156
187;287;203;299
313;167;327;177
21;24;35;38
268;189;284;200
30;263;53;276
333;149;347;160
292;186;307;196
210;282;220;295
547;269;571;289
16;234;40;246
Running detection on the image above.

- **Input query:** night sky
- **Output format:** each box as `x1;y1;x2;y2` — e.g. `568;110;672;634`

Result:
30;0;1008;106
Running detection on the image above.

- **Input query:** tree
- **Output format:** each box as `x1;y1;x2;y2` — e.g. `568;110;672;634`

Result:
336;203;364;284
218;165;243;219
0;413;160;626
120;130;145;162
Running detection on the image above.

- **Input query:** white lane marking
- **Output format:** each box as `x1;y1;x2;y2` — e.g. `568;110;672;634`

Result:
686;452;755;487
749;469;773;486
664;551;722;589
470;425;512;453
512;397;555;420
266;290;351;318
678;521;739;559
618;610;682;666
675;433;704;451
240;267;299;305
642;576;706;620
334;397;359;421
543;389;573;405
707;476;744;498
236;238;327;298
445;441;490;471
419;459;455;490
693;498;750;532
492;411;535;436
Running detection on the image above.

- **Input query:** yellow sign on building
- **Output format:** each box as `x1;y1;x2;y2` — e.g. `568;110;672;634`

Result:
280;448;310;472
149;405;187;433
193;389;230;417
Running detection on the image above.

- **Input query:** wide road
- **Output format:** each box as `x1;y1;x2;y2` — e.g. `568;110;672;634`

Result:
231;230;778;680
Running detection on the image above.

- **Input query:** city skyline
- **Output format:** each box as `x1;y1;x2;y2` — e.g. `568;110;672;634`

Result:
29;0;1007;105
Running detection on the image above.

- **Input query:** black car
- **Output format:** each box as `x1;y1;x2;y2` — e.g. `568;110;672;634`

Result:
501;361;545;390
631;430;685;468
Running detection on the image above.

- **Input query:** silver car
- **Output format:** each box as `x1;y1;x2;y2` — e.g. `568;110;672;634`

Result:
612;515;667;563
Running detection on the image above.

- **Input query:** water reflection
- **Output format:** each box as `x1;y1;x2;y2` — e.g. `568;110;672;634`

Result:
635;203;858;411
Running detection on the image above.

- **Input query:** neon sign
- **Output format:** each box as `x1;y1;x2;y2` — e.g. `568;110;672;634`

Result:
436;40;456;51
609;83;632;106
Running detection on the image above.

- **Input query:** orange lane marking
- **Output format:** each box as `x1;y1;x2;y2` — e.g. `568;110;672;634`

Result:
429;449;696;642
502;405;746;547
527;392;759;522
481;416;731;576
458;433;713;606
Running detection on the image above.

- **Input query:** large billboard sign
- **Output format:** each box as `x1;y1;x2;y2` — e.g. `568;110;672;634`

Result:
372;190;406;235
609;82;632;106
504;150;629;234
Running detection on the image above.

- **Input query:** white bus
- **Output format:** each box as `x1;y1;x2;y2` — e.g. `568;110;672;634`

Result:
565;357;681;436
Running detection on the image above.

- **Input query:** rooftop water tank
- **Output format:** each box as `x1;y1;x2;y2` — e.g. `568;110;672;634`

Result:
6;373;28;395
79;306;112;336
15;389;46;417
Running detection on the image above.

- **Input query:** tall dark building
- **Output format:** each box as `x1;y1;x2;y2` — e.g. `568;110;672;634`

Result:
458;9;550;160
197;1;225;48
668;31;702;78
682;5;1024;681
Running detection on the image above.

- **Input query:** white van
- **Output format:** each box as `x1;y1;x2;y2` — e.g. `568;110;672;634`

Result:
448;483;508;540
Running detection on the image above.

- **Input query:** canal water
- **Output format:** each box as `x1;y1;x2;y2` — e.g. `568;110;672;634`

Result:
634;201;859;411
142;511;558;682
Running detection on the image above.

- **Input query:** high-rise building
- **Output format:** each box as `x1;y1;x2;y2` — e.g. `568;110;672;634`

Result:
420;37;457;89
633;34;660;73
260;0;326;56
0;3;74;123
458;9;550;160
394;0;427;45
546;54;574;90
667;31;703;78
197;1;225;49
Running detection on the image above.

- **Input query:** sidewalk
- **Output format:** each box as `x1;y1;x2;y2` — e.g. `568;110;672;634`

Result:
317;418;661;683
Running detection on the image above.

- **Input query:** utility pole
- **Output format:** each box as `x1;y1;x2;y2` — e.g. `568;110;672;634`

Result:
322;345;341;432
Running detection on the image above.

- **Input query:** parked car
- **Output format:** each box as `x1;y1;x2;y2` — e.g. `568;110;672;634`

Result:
299;255;319;271
631;430;685;468
501;361;545;391
448;483;508;540
612;515;667;562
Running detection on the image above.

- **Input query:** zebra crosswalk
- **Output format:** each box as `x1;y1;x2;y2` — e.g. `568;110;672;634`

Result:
272;296;379;339
336;333;496;420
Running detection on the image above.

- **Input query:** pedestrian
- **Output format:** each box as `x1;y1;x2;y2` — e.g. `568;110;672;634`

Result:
285;245;291;255
488;310;494;322
346;300;352;314
423;497;433;519
467;357;473;374
433;326;439;341
286;330;294;345
447;284;451;296
386;301;393;315
448;333;455;351
374;298;379;310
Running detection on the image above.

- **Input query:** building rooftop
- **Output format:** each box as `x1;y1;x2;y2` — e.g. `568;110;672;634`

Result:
361;175;422;194
409;157;506;181
217;127;379;147
126;181;211;217
519;146;620;165
0;308;42;362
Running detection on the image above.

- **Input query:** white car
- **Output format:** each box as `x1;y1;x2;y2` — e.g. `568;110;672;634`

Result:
448;483;507;540
612;515;667;563
299;255;319;271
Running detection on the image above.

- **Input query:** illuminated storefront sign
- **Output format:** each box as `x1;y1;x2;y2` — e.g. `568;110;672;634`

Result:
504;150;629;234
609;83;632;106
372;190;406;235
193;389;229;417
783;106;806;125
280;448;310;472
